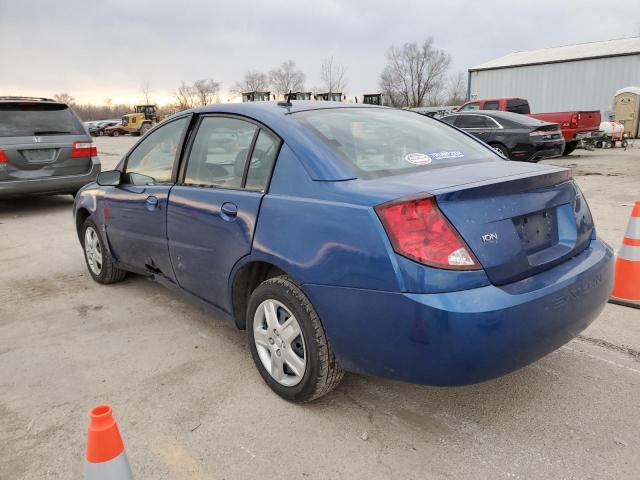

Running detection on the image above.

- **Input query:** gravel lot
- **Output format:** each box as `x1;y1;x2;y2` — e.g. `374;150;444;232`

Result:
1;136;639;479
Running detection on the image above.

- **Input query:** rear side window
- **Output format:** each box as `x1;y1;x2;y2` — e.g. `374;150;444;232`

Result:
483;101;499;110
184;116;257;188
454;115;494;129
506;99;530;114
293;108;498;179
459;102;480;111
0;102;85;137
245;130;279;191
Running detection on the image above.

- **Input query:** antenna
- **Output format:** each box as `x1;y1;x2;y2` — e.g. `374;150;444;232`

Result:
278;90;293;108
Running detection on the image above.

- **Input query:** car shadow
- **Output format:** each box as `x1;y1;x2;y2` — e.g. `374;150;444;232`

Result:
0;195;75;218
131;273;555;429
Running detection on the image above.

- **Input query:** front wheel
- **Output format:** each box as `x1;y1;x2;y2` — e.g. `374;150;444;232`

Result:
81;218;127;284
112;131;120;137
562;141;577;156
247;276;343;402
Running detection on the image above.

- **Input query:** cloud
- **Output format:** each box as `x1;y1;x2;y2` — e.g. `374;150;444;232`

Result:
1;0;638;103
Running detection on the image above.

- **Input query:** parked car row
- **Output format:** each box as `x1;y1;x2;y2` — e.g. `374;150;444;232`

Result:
86;120;121;136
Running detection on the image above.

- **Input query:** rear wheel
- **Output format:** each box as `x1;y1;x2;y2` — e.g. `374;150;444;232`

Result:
81;218;127;284
489;143;510;159
562;141;577;156
247;276;343;402
112;130;120;137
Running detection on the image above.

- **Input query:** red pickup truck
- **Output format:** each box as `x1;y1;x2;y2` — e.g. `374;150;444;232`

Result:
456;98;601;155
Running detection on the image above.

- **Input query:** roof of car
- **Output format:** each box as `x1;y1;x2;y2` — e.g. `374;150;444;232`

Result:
0;96;59;103
190;100;382;116
444;110;554;126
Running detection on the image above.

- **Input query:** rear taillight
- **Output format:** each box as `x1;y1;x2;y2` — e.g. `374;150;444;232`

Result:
0;149;7;163
570;113;579;128
375;196;480;270
71;141;97;158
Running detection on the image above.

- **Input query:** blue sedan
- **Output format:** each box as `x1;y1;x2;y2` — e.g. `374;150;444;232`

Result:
73;101;613;402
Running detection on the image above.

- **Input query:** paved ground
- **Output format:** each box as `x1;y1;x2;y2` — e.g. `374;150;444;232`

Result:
1;137;639;479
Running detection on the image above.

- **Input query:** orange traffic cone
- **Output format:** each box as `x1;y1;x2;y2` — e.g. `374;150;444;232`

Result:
610;201;640;309
85;405;133;479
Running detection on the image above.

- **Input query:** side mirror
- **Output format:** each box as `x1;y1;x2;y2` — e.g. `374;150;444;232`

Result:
97;170;122;186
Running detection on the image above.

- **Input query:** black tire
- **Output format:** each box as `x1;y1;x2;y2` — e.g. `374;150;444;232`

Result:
81;218;127;284
596;141;603;148
489;143;510;159
562;141;577;156
140;123;151;136
247;275;343;402
112;131;120;137
605;140;613;149
622;140;628;149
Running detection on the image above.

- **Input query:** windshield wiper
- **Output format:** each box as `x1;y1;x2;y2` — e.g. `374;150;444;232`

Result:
33;130;71;135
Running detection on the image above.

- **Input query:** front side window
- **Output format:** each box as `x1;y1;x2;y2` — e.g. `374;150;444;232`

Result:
293;108;498;179
125;116;188;184
184;116;257;188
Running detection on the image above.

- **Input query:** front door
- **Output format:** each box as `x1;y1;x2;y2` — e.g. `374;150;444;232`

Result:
104;116;189;277
167;115;280;312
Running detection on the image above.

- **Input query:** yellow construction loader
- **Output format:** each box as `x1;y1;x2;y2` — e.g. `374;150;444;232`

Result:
120;105;166;136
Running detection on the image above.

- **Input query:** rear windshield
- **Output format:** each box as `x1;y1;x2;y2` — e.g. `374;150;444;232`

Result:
0;103;85;137
293;108;499;179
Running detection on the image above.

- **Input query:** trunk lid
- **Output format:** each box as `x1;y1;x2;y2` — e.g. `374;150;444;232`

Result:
434;170;593;285
347;161;592;285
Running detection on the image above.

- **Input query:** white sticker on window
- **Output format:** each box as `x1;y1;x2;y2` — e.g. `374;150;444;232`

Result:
428;150;465;160
405;153;432;165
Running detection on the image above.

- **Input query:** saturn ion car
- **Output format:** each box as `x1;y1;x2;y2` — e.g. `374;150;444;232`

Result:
73;102;613;402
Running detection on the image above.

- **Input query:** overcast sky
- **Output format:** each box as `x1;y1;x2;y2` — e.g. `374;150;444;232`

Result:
1;0;639;104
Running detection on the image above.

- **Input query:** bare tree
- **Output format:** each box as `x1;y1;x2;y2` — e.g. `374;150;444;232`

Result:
140;81;152;105
53;92;76;106
320;56;348;93
193;79;221;106
173;81;196;110
379;38;451;108
269;60;306;97
232;70;270;95
444;72;467;106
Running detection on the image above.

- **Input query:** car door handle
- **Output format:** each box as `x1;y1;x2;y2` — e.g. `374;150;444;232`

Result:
220;202;238;220
145;195;159;211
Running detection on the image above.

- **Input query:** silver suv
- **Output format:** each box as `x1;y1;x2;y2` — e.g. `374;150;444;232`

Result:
0;97;100;197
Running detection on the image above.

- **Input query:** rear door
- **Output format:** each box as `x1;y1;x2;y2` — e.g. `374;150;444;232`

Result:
104;115;190;277
167;115;280;311
0;101;94;182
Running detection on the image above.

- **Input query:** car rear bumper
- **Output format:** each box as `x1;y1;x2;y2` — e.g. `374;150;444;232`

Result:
0;158;100;197
303;238;614;386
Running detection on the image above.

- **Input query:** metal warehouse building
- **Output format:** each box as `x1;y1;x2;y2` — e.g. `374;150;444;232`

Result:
468;37;640;115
